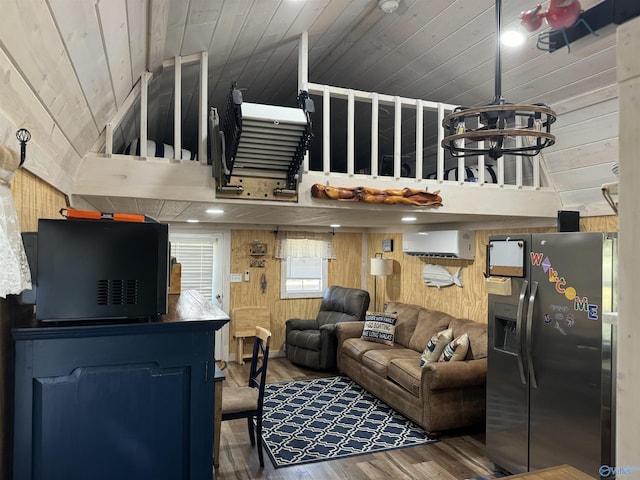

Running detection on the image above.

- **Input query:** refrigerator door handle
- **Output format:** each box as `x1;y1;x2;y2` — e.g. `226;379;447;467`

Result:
527;281;539;389
516;279;528;385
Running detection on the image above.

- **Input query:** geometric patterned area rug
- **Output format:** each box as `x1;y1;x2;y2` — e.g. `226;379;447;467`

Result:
261;376;438;468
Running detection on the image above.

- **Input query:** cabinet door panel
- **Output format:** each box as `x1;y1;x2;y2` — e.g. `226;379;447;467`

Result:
32;364;189;480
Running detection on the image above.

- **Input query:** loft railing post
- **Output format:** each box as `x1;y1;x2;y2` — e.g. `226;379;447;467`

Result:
476;114;485;184
299;31;309;172
497;157;505;186
478;153;486;184
198;51;208;165
174;55;182;160
457;157;465;184
140;71;150;158
105;123;113;156
533;154;541;189
394;96;401;178
323;85;330;174
298;31;308;92
515;137;523;188
371;93;379;177
436;103;445;181
415;99;424;181
347;89;355;175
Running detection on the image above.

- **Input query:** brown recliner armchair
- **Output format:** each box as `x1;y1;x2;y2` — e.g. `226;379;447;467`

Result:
285;285;370;370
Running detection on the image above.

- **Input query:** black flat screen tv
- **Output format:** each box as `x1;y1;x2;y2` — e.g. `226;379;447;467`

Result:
35;219;169;322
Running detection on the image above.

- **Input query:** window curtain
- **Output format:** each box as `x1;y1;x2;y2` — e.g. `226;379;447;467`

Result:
274;231;335;259
0;145;31;298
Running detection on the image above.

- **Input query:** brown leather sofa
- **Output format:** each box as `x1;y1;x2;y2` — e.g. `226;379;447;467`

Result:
336;302;487;436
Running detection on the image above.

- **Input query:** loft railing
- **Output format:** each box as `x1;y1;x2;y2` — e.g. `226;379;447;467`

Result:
98;52;209;165
95;35;545;191
297;32;544;190
303;82;455;180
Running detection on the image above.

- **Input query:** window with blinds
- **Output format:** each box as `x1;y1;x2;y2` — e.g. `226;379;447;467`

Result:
280;257;327;299
170;240;215;300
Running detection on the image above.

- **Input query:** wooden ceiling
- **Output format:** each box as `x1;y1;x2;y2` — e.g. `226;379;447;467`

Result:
0;0;622;227
136;0;616;155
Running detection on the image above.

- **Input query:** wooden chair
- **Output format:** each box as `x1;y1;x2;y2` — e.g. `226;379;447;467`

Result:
216;326;272;469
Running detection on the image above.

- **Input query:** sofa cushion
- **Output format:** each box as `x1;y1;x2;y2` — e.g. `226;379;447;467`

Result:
448;317;488;359
388;358;423;397
361;347;419;378
385;302;423;348
420;328;453;366
342;337;392;362
361;312;397;346
409;308;456;352
422;358;487;390
439;333;470;362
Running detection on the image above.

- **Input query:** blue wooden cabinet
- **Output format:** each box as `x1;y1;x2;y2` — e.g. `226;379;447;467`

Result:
12;291;228;480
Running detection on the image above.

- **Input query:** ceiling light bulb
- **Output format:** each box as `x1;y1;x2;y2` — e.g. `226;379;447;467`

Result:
186;219;200;223
378;0;399;14
501;30;525;47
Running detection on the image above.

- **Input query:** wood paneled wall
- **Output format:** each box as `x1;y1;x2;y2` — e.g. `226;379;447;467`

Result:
10;169;68;230
229;215;617;355
367;215;618;324
229;230;364;353
1;168;67;479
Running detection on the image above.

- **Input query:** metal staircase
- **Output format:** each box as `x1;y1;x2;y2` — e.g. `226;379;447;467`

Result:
214;83;313;201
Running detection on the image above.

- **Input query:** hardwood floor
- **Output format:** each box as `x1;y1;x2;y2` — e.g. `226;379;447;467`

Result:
214;357;497;480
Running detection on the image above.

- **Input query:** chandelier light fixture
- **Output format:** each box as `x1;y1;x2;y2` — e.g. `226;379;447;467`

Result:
441;0;556;161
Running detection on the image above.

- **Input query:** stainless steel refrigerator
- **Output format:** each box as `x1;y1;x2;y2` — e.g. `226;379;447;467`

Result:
486;232;616;479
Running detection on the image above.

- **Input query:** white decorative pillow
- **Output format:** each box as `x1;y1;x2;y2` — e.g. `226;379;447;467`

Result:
420;328;453;366
361;311;397;346
439;333;470;362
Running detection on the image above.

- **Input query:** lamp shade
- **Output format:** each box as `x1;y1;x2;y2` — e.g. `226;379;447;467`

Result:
371;257;393;276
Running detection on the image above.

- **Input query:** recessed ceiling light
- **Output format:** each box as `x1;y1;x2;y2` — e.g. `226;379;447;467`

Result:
206;208;224;214
378;0;399;14
402;216;417;222
186;219;200;223
330;224;341;228
501;30;525;47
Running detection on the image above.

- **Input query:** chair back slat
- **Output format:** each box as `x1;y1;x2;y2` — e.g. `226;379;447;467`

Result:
248;327;272;395
255;326;271;347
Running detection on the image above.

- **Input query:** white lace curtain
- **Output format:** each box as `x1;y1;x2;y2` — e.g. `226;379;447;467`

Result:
0;145;32;298
274;231;335;259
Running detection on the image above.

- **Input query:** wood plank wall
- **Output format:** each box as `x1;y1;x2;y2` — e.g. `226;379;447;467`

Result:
228;215;617;356
229;230;364;353
9;169;69;231
367;215;618;324
0;168;67;479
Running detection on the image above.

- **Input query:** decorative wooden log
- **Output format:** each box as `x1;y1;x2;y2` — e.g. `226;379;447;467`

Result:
311;184;443;207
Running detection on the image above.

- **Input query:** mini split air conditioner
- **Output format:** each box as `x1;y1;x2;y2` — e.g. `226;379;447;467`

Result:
402;230;475;260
